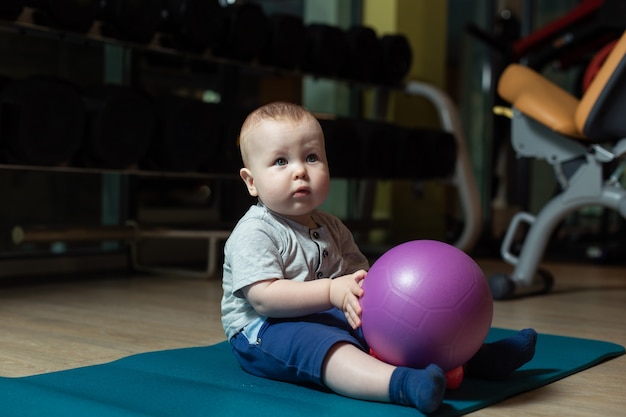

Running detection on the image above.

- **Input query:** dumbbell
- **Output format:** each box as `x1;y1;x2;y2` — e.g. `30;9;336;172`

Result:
159;0;226;53
149;95;222;172
80;84;156;169
318;117;361;178
394;126;456;180
303;23;349;77
342;26;383;82
352;119;398;178
217;107;249;174
376;34;413;85
260;13;307;70
99;0;163;44
212;2;269;62
26;0;99;33
0;76;85;165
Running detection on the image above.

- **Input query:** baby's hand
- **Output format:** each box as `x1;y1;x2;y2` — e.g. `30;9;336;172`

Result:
329;270;367;329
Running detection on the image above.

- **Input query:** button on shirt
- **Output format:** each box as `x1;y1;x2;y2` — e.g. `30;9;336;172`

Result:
310;229;331;279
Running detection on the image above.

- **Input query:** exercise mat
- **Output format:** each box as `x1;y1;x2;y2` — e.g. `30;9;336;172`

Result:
0;328;623;417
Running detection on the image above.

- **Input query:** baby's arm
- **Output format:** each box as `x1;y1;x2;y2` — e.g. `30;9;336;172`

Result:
242;270;367;328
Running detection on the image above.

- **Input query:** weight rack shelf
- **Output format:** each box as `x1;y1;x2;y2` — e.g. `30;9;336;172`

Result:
0;7;407;180
0;7;404;90
0;163;235;180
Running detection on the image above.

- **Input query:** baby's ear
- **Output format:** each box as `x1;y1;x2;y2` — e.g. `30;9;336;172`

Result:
239;168;258;197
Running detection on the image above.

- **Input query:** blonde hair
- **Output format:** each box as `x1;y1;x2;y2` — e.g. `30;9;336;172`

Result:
238;102;317;167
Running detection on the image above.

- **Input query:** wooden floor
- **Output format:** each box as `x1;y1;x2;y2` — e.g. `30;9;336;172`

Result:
0;259;624;416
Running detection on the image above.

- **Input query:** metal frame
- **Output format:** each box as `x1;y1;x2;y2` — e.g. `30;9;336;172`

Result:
499;110;626;291
12;223;230;279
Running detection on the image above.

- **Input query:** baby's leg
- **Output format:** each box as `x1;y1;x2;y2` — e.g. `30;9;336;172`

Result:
322;342;446;413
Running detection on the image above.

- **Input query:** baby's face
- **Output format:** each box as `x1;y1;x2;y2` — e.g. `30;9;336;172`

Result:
240;117;330;227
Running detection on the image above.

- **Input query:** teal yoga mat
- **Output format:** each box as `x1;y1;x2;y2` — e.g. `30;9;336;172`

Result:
0;328;623;417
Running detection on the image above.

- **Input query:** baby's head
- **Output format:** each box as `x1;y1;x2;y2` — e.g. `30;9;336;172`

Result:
238;102;330;226
238;102;320;167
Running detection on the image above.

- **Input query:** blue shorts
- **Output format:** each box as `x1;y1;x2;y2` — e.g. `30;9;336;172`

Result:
230;308;369;388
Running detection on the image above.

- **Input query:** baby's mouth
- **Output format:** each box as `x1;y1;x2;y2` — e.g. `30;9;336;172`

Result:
294;186;311;197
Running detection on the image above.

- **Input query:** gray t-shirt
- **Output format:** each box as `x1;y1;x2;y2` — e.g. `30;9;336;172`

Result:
221;202;369;340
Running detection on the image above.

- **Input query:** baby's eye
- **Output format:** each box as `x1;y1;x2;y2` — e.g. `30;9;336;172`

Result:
306;154;318;163
274;158;287;166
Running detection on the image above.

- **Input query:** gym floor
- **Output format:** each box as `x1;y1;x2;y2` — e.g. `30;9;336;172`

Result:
0;258;624;416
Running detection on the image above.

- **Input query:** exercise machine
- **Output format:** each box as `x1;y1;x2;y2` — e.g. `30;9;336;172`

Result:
489;30;626;299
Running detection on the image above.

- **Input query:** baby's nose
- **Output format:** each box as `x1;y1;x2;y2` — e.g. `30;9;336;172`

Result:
293;162;308;178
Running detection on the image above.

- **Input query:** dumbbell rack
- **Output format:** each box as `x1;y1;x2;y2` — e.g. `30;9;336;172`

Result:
1;7;406;92
0;7;481;278
1;7;270;78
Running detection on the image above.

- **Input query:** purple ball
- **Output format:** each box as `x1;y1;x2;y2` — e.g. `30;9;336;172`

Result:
360;240;493;371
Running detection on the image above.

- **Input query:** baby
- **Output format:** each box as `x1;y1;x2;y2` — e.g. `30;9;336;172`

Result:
221;101;536;413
